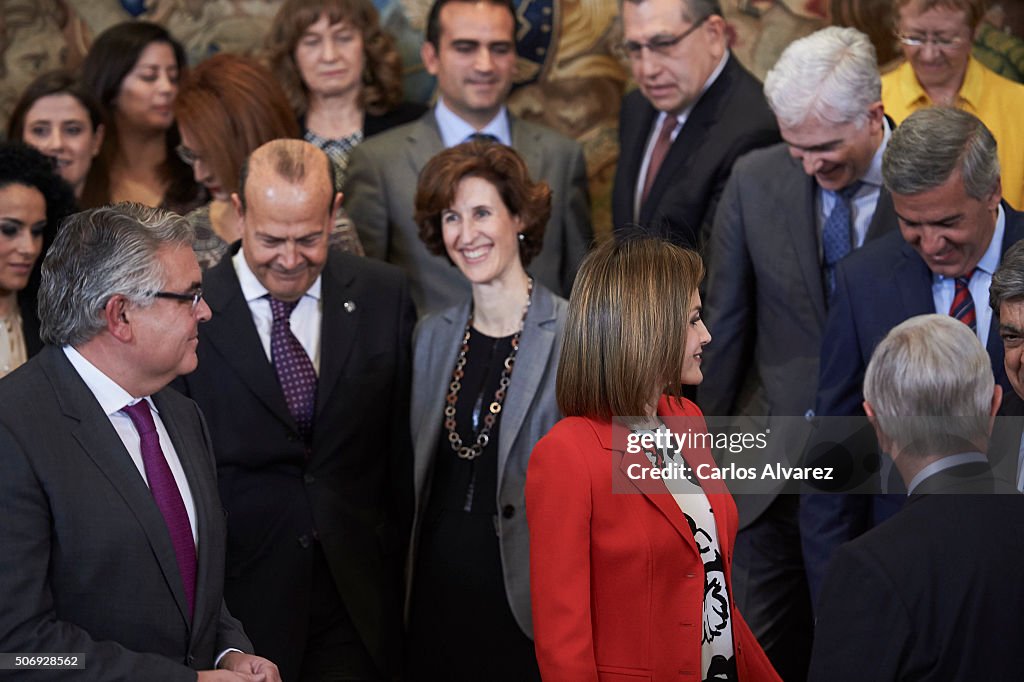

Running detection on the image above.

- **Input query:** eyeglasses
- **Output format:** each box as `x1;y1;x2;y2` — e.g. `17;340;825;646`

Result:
617;15;709;62
152;288;204;312
896;32;966;50
175;144;201;166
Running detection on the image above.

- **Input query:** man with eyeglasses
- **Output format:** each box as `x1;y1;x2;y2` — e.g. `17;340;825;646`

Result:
611;0;778;249
0;203;282;681
882;0;1024;209
175;139;415;681
699;26;899;682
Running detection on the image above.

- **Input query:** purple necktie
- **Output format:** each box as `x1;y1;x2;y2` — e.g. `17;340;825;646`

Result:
268;296;318;444
122;400;196;618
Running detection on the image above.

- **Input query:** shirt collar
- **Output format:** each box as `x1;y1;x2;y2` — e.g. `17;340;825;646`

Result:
957;56;984;109
232;248;322;304
907;451;988;495
434;97;512;147
63;345;156;417
860;116;892;189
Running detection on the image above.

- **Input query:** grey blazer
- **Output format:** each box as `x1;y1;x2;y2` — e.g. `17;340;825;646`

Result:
408;283;566;637
0;346;251;681
698;142;898;526
344;110;592;315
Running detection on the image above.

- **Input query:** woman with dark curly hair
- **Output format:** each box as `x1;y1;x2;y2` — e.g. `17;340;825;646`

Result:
265;0;425;187
7;70;105;203
80;21;202;213
0;142;76;375
406;141;562;680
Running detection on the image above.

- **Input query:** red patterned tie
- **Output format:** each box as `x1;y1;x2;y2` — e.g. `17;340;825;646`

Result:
122;400;196;618
641;116;677;205
949;269;977;332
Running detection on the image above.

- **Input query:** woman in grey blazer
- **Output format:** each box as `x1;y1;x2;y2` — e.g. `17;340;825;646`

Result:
406;141;567;680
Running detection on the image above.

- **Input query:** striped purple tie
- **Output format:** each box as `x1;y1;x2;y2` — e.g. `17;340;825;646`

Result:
122;400;196;618
949;269;977;332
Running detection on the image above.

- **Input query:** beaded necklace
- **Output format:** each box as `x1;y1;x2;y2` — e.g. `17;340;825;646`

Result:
443;279;534;460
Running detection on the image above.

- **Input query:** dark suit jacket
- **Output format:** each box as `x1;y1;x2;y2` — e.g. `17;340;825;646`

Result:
344;110;592;314
699;143;897;527
363;101;428;138
808;462;1024;681
612;53;779;249
408;283;566;638
176;249;415;680
803;203;1024;598
0;345;251;681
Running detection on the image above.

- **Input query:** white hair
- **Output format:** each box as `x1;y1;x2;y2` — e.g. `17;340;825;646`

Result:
864;314;994;458
763;26;881;129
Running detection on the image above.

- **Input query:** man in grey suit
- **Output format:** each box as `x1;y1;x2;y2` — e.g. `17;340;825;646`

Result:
698;27;897;682
0;204;279;681
344;0;592;315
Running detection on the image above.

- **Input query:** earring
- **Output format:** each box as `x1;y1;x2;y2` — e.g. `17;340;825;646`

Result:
518;233;525;242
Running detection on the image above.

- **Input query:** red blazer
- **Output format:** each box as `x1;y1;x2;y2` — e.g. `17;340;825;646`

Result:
526;396;780;681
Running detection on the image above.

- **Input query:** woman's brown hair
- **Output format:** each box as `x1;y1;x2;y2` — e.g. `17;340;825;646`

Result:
556;237;704;420
174;53;299;196
414;141;551;267
265;0;405;118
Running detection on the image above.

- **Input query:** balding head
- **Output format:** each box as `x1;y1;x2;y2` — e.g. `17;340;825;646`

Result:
232;139;341;301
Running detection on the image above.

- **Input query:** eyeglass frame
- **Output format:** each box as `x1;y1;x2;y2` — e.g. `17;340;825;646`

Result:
151;288;204;312
617;14;711;62
175;144;201;167
895;31;966;50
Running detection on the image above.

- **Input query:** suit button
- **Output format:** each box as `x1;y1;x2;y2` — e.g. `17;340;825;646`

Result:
304;474;315;484
298;534;312;548
502;505;515;519
186;654;195;666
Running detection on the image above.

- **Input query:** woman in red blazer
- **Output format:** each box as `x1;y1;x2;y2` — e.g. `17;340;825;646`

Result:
526;238;780;682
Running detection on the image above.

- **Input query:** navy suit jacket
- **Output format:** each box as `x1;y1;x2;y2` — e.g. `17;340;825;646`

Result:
803;203;1024;599
809;462;1024;681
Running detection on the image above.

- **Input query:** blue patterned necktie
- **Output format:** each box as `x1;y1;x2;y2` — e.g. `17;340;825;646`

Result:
823;182;862;295
268;296;318;444
465;132;499;144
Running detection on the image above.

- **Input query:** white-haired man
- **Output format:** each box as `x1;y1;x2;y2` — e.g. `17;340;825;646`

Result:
698;26;897;681
809;314;1024;680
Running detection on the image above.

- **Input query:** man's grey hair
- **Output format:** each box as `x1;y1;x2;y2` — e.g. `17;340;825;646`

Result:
864;314;993;458
991;241;1024;312
882;107;1000;201
39;203;196;347
763;26;880;129
618;0;722;23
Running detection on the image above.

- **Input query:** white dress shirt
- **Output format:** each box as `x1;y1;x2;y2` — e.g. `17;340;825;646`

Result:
232;250;323;373
62;345;198;545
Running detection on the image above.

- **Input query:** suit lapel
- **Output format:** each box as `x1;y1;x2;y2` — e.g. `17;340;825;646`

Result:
406;114;446;178
510;117;543;180
496;287;557;495
412;303;468;512
315;257;359;423
41;347;193;627
151;391;207;632
865;189;897;242
202;254;295;430
896;241;937;319
640;56;735;225
781;164;828;321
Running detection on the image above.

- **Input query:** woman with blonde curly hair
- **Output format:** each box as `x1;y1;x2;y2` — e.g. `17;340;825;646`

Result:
265;0;425;187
